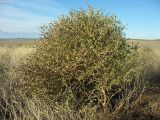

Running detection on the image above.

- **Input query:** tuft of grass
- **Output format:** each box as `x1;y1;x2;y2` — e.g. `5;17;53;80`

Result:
140;47;160;84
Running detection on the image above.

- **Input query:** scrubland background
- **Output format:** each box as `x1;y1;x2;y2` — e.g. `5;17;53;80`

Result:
0;38;160;120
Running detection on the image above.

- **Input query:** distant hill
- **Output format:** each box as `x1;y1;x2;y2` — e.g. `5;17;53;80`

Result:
0;38;39;41
0;31;40;39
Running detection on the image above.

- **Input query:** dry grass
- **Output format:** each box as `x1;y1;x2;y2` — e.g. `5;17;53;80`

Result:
0;39;160;120
0;39;37;48
130;39;160;50
0;47;34;67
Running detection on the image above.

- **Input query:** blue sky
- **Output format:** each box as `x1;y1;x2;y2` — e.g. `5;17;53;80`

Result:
0;0;160;39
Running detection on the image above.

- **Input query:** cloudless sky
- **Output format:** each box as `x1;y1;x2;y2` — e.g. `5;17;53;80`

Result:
0;0;160;39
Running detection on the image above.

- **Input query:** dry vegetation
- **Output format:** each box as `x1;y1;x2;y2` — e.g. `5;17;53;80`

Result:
0;9;160;120
0;39;160;120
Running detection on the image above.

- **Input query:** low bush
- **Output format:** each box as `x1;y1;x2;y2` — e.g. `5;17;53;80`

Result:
14;8;140;112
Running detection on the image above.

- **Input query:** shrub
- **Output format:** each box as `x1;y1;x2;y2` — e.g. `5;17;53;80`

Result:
15;8;140;111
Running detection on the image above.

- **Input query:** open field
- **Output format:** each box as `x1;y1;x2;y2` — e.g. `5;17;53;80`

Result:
1;38;160;49
0;39;160;120
130;39;160;50
0;38;38;48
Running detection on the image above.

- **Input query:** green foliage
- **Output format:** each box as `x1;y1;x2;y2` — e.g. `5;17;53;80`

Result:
15;8;139;111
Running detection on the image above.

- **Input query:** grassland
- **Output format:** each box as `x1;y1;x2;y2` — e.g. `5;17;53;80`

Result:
130;39;160;50
1;38;160;48
0;39;160;120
